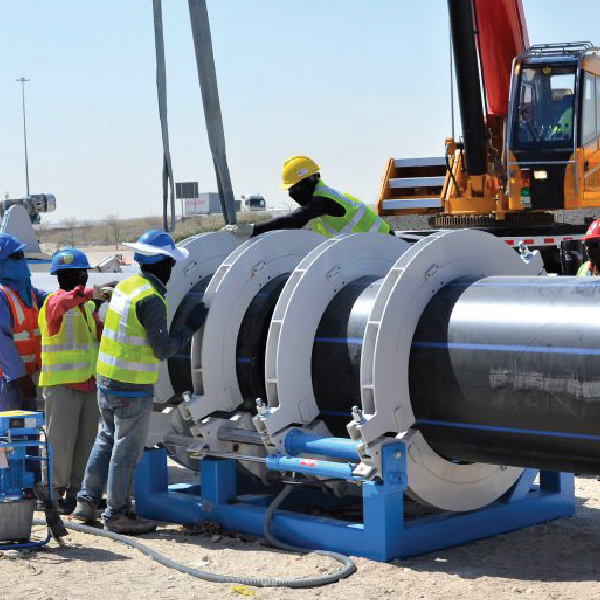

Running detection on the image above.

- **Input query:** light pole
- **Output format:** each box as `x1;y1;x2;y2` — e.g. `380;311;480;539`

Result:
16;77;30;198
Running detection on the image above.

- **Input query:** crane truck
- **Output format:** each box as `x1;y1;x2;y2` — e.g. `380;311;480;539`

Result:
378;0;600;273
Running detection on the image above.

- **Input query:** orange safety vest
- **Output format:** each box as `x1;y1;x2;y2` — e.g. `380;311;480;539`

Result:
0;285;41;377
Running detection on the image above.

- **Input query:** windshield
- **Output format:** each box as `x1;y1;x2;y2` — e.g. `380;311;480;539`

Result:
513;64;577;149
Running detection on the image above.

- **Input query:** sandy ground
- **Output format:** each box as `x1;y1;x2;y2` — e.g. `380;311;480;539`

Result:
1;467;600;600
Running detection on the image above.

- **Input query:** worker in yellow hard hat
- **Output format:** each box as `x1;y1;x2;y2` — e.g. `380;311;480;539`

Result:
222;156;392;238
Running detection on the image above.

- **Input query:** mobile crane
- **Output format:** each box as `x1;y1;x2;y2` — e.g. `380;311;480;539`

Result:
378;0;600;273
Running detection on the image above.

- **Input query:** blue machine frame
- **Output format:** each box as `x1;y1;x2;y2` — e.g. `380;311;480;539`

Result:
0;411;52;551
135;439;575;562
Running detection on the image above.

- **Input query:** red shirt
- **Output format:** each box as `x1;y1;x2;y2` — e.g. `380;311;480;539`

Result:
43;286;103;391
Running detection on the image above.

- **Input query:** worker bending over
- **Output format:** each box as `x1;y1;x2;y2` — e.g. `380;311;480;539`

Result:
0;234;46;411
224;156;391;238
38;248;113;515
72;231;207;534
578;219;600;276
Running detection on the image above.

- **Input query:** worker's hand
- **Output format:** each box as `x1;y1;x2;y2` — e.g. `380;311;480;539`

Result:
14;375;37;401
92;284;114;302
221;223;254;238
184;302;209;333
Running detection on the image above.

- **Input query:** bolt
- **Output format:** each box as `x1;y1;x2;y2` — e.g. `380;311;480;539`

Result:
256;398;267;416
351;405;365;424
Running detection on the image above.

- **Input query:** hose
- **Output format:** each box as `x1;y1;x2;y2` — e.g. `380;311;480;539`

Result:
32;493;356;588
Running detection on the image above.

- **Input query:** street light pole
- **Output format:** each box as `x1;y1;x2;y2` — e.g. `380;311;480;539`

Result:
16;77;30;198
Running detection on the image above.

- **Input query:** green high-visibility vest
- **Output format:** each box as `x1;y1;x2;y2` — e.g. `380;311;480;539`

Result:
577;260;592;276
38;295;99;386
97;274;166;385
311;180;390;238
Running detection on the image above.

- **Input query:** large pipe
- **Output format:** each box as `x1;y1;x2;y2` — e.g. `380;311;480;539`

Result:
309;271;600;475
410;275;600;474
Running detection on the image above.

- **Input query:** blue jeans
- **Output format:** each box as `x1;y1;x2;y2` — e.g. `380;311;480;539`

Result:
77;388;153;521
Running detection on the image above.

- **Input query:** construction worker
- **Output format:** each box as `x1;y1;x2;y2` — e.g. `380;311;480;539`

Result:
223;156;392;238
0;233;46;411
38;248;113;515
577;219;600;276
72;231;207;534
551;105;573;140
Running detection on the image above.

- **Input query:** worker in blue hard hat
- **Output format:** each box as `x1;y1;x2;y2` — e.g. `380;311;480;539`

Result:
0;233;47;411
73;231;208;534
38;248;115;514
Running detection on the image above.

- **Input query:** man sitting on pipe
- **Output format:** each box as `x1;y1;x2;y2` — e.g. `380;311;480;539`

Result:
223;156;392;238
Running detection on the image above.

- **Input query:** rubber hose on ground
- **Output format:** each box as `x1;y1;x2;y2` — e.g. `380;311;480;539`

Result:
262;484;357;583
32;515;356;588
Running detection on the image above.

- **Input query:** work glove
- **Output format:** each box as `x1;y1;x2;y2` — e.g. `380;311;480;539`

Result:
93;281;118;302
183;302;209;333
221;223;254;238
14;375;37;401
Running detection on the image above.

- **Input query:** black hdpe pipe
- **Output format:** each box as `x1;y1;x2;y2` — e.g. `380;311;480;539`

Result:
313;273;600;475
410;275;600;474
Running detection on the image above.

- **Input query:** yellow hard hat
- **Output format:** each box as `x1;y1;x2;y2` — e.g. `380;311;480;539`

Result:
280;156;320;190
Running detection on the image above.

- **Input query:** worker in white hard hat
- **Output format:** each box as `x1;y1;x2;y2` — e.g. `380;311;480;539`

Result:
222;156;392;238
72;231;208;534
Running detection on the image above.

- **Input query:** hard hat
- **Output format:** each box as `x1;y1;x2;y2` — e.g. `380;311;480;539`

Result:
280;156;320;190
582;219;600;241
0;234;26;261
50;247;92;274
123;230;189;264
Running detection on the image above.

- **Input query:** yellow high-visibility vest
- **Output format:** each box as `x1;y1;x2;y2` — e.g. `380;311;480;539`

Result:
38;295;99;386
311;180;390;238
577;260;592;276
97;274;166;385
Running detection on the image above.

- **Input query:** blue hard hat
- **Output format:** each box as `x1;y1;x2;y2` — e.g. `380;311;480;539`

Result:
123;230;189;265
50;247;92;274
0;234;26;261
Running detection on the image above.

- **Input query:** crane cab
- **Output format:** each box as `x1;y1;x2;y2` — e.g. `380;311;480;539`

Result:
508;42;600;211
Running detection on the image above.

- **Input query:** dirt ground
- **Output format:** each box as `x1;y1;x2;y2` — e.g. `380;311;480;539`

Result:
1;467;600;600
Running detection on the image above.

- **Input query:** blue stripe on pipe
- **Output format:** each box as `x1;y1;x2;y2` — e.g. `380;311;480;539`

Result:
314;337;363;344
416;419;600;442
236;357;252;364
319;410;353;417
411;341;600;356
446;280;600;288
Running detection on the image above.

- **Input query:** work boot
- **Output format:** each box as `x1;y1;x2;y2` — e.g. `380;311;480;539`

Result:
58;493;77;516
71;500;98;525
104;513;157;535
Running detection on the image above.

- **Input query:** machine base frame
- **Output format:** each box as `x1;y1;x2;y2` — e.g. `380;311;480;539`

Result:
135;445;575;562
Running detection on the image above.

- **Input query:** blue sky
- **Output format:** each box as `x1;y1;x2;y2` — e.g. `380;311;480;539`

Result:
1;1;599;223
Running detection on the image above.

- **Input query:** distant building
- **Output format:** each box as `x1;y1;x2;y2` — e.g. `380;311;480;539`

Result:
183;192;222;215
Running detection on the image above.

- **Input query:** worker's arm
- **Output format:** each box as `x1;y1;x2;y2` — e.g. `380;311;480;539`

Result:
135;295;195;361
0;293;26;381
251;197;345;237
42;286;95;336
33;287;48;308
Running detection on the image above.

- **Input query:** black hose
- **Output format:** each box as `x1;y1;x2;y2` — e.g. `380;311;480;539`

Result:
32;505;356;588
263;484;356;584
